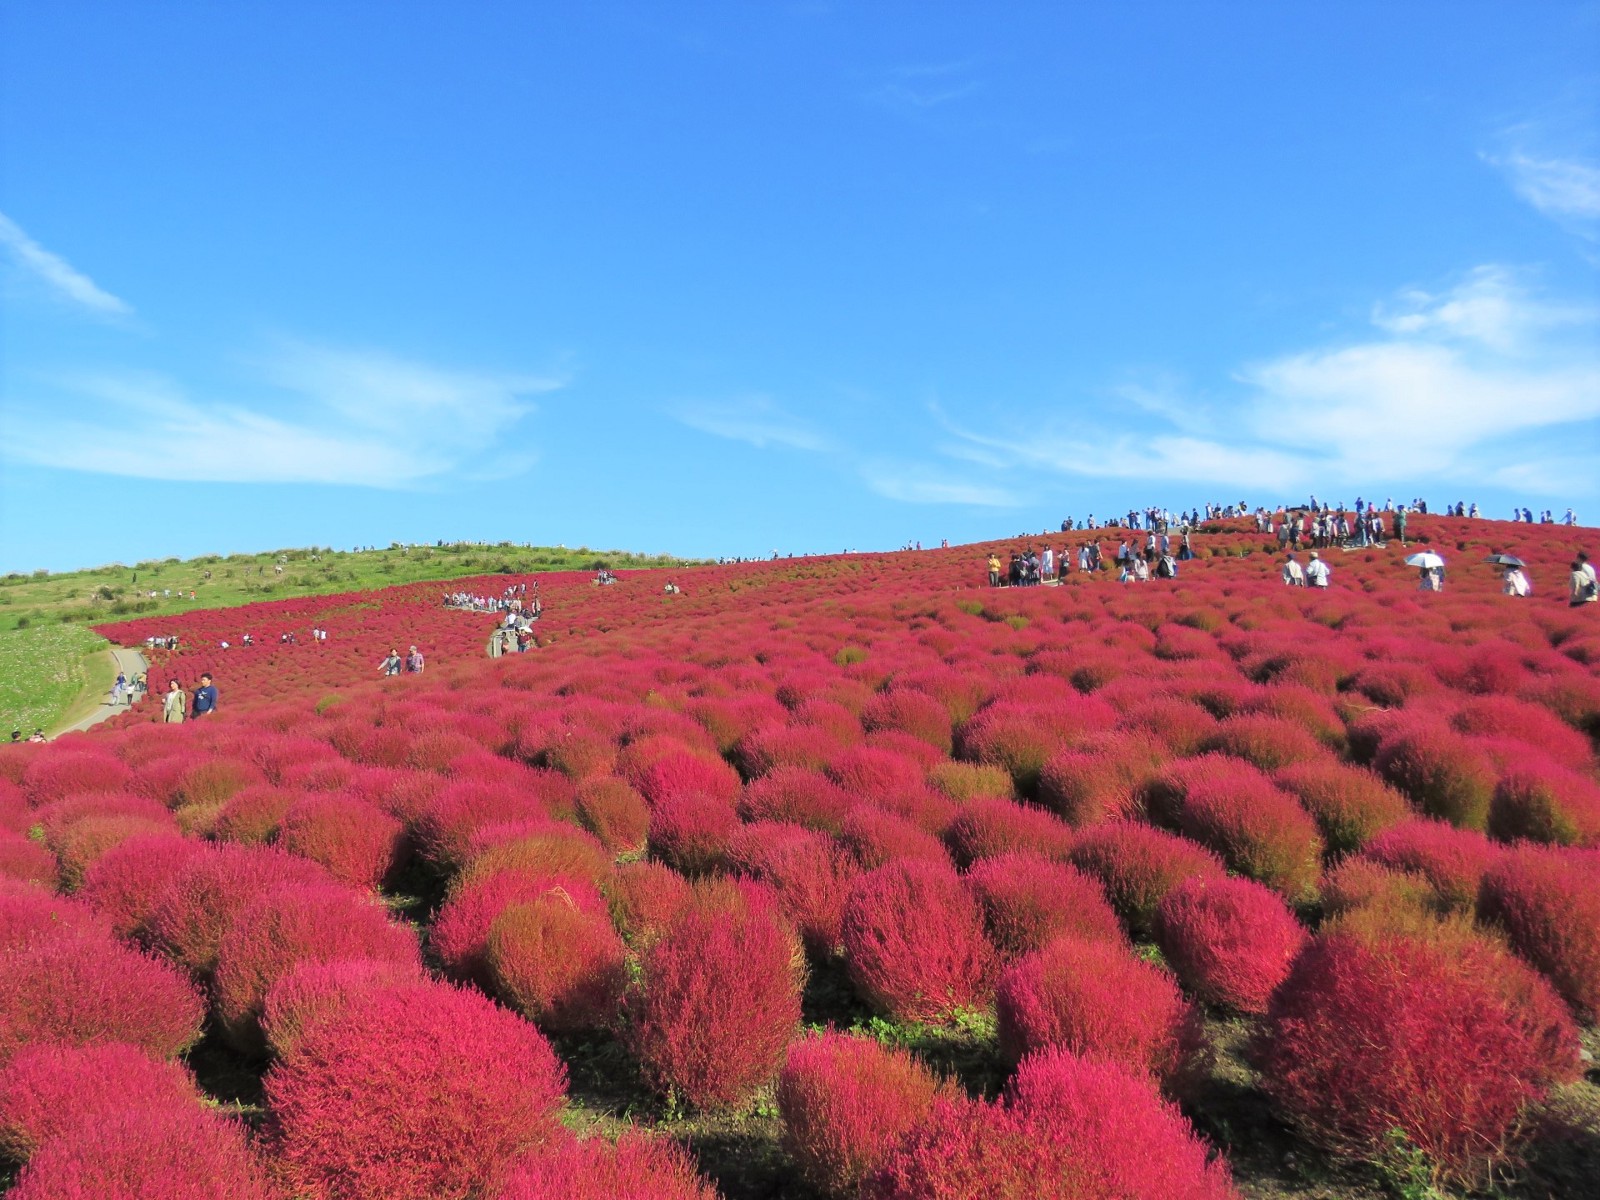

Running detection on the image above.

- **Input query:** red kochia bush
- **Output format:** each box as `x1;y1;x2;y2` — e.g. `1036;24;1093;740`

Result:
861;687;955;753
433;869;606;987
996;936;1193;1079
778;1031;947;1193
1036;733;1166;827
213;882;422;1048
494;1132;718;1200
1255;930;1581;1185
648;790;738;874
150;843;330;975
1201;714;1325;771
487;893;629;1033
841;860;993;1022
1479;847;1600;1021
726;821;854;954
8;1105;275;1200
573;775;650;853
1272;759;1409;856
825;745;927;801
0;885;112;952
1450;695;1594;770
20;751;130;803
838;804;950;870
262;957;425;1061
0;1041;201;1162
1154;876;1308;1013
1373;720;1497;830
1068;821;1226;935
944;797;1076;866
738;766;854;831
1361;819;1500;911
0;934;206;1063
1488;760;1600;847
865;1052;1237;1200
604;860;694;948
267;982;568;1200
75;832;210;938
48;813;174;893
278;792;407;889
965;852;1122;957
633;749;741;807
0;833;56;888
626;898;803;1110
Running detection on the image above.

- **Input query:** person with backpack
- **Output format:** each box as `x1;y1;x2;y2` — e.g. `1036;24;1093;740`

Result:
406;645;425;673
379;649;403;676
1572;559;1599;607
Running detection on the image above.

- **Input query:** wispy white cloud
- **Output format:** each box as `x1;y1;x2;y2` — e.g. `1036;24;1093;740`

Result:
0;211;131;316
942;266;1600;499
861;461;1022;508
868;61;982;112
4;344;560;487
1486;150;1600;222
673;395;834;452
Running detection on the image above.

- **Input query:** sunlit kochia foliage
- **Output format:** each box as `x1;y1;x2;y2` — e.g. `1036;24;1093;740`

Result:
0;513;1590;1192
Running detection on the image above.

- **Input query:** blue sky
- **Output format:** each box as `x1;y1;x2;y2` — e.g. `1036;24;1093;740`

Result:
2;3;1597;571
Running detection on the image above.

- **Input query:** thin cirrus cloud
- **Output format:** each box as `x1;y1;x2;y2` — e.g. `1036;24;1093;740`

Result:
943;266;1600;500
5;344;562;488
673;395;835;452
0;210;132;316
1487;150;1600;223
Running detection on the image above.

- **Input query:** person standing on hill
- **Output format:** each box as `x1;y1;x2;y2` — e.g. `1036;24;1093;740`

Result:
1305;552;1330;588
1573;559;1599;606
1282;555;1305;587
406;645;425;673
987;553;1002;587
163;679;187;723
1394;509;1408;547
191;674;218;718
1503;566;1531;597
380;649;403;676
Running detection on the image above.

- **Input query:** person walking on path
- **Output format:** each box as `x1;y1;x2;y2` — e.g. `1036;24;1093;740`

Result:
1305;552;1330;588
190;674;218;718
110;673;126;707
163;679;187;723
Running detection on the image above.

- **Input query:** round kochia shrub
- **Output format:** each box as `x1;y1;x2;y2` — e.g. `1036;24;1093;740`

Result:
494;1132;718;1200
1068;821;1226;936
0;934;206;1064
0;884;112;952
573;775;650;853
1488;760;1600;847
0;833;55;888
76;832;210;938
777;1031;947;1194
433;869;605;987
1478;847;1600;1021
487;893;628;1033
1154;876;1307;1013
864;1050;1237;1200
964;852;1122;957
0;1041;201;1162
262;957;425;1061
626;896;803;1111
266;981;568;1200
8;1105;275;1200
1361;819;1499;911
213;882;421;1049
841;859;993;1022
944;797;1075;865
861;687;955;753
1373;720;1496;830
1272;759;1410;856
738;766;853;831
726;820;854;954
996;936;1194;1079
648;790;739;875
278;792;407;889
1255;930;1581;1186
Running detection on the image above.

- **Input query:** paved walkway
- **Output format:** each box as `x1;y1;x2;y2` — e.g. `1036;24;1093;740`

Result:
55;646;150;738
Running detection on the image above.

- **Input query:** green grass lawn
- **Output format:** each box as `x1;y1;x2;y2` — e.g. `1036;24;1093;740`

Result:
0;623;110;738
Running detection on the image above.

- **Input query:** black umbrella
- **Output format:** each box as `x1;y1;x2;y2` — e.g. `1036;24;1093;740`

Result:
1484;554;1526;567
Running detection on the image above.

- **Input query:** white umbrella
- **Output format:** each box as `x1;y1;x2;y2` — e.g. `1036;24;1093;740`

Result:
1405;552;1446;569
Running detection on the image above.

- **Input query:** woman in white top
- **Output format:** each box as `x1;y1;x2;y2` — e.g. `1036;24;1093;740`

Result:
1503;567;1530;597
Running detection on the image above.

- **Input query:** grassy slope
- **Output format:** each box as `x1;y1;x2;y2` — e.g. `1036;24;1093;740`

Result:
0;623;109;737
0;540;697;735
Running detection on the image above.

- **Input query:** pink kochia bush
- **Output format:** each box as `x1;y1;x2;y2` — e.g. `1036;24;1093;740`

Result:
0;1041;201;1162
266;981;568;1200
1361;819;1500;911
76;831;210;938
647;790;739;875
1068;821;1226;935
865;1049;1237;1200
1154;876;1308;1013
212;881;422;1049
493;1131;718;1200
841;859;993;1023
1488;760;1600;847
487;892;629;1033
0;934;206;1064
777;1031;947;1194
8;1105;276;1200
1478;847;1600;1021
626;896;803;1110
726;820;855;954
1255;930;1581;1186
262;957;425;1060
278;792;407;889
964;852;1123;957
0;832;56;888
996;936;1194;1080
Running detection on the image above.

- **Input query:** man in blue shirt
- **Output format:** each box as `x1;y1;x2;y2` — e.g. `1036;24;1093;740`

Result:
191;673;218;718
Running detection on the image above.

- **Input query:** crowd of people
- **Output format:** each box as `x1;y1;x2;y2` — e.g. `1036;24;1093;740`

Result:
444;582;541;614
988;531;1195;587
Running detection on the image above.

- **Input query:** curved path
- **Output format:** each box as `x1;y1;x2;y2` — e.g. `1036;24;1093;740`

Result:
54;646;150;738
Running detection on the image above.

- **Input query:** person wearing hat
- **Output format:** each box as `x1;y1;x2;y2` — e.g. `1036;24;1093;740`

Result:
1305;551;1330;588
406;645;425;673
1282;554;1306;587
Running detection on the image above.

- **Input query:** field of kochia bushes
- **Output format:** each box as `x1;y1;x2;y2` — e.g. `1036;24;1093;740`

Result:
0;514;1596;1199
